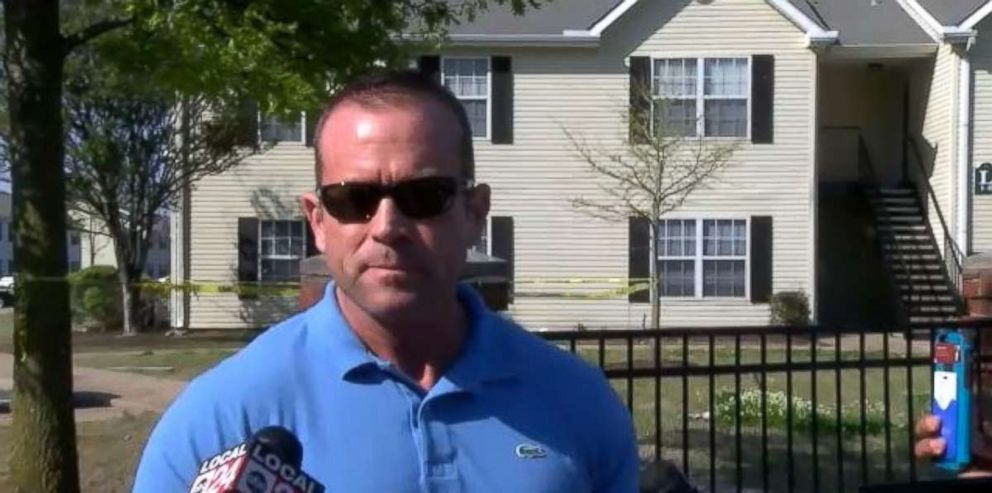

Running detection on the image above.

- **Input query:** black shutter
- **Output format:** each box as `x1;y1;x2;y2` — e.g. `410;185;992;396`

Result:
236;99;259;148
629;217;650;303
751;55;774;144
305;219;318;257
750;216;773;303
491;56;513;145
238;217;259;299
417;55;441;84
629;56;652;145
491;216;514;303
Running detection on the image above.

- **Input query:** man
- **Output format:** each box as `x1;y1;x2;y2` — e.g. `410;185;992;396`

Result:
133;71;639;492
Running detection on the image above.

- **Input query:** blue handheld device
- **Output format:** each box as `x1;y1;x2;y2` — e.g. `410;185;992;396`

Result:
931;329;971;472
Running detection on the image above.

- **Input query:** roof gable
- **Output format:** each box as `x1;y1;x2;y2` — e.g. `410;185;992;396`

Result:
449;0;837;46
790;0;933;46
916;0;987;26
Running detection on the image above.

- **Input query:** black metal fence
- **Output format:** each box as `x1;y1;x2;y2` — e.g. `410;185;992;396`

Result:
540;319;992;493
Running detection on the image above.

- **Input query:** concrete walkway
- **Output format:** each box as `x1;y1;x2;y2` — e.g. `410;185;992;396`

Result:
0;352;185;424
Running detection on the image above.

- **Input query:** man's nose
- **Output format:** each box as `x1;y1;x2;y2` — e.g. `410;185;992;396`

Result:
369;197;412;243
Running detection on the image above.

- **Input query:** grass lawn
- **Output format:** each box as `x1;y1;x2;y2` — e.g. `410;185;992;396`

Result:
73;348;238;381
0;411;160;493
0;309;11;353
562;338;944;492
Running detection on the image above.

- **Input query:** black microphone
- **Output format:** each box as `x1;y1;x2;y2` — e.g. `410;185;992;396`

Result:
188;425;325;493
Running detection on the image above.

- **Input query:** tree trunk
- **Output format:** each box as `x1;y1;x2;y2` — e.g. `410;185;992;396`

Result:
5;1;81;491
649;217;660;330
117;266;142;336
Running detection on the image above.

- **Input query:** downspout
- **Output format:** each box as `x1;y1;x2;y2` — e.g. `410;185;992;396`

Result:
957;54;971;255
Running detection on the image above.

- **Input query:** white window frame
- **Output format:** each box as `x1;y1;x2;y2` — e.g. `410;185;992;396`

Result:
441;56;491;141
657;217;751;300
651;56;752;139
258;111;307;144
656;219;697;298
258;219;307;282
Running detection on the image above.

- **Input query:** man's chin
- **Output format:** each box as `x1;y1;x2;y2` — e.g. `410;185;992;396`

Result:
356;284;425;315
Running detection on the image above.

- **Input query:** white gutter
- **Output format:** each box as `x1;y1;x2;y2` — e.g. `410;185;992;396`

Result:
447;33;599;48
588;0;639;36
961;1;992;30
764;0;839;46
957;56;971;255
898;0;976;43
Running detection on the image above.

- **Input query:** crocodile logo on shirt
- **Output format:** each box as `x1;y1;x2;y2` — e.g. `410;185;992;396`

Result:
515;443;547;459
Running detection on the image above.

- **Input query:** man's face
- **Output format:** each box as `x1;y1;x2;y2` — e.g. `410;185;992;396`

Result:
300;98;490;322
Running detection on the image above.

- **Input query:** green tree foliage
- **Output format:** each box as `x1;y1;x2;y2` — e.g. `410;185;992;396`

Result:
5;1;542;490
68;265;122;332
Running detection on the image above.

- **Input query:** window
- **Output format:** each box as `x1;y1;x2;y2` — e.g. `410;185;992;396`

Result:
657;220;696;297
69;232;80;246
260;112;304;143
0;221;5;241
702;219;747;297
657;218;748;298
259;219;305;282
442;57;489;138
653;57;749;138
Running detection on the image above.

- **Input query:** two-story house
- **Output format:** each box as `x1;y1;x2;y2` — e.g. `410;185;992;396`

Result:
169;0;992;331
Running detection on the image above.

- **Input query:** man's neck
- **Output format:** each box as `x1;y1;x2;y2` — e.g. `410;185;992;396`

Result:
335;287;467;392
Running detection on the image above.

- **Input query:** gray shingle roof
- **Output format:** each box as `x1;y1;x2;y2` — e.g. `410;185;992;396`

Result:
448;0;621;35
448;0;947;46
917;0;987;26
790;0;933;45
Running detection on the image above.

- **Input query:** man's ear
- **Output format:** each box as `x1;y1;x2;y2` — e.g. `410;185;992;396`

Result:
300;192;326;253
466;183;491;244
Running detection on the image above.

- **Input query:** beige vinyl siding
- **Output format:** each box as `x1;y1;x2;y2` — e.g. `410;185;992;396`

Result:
183;0;815;329
971;18;992;253
918;43;959;256
456;0;814;329
187;143;314;329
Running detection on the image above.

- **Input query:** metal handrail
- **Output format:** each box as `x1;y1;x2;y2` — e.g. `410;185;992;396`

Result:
855;133;917;324
905;136;965;309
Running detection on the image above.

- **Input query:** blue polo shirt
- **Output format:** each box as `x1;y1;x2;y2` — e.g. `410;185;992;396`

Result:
133;283;638;492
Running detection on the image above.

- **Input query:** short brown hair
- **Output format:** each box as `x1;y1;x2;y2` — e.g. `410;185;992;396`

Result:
312;70;475;184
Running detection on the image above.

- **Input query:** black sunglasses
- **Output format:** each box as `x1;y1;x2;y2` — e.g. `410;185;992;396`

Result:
318;176;473;223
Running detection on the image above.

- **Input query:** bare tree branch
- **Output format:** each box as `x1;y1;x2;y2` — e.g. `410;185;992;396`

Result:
62;17;133;55
562;90;740;329
64;76;266;334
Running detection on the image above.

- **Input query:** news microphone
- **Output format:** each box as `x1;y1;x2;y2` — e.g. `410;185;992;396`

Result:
188;425;325;493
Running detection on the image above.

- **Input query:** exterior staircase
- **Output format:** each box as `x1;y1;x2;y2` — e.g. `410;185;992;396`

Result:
863;186;964;324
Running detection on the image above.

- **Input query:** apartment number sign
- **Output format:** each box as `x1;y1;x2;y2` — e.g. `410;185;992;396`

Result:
978;162;992;195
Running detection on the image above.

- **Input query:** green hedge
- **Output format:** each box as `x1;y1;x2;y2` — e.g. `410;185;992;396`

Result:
68;265;122;332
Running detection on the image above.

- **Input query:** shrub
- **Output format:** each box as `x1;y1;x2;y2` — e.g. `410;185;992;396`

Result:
69;265;122;332
769;291;811;326
714;387;892;436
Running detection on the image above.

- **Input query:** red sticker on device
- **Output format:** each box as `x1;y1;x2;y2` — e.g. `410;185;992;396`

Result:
934;343;958;364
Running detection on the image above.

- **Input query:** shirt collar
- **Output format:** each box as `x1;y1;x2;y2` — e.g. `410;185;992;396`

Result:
306;282;519;390
306;282;377;381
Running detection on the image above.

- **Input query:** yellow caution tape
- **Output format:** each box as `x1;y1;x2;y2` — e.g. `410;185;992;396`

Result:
5;276;655;299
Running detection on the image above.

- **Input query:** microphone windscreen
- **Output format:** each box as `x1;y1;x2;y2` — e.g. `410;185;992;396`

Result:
253;426;303;468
